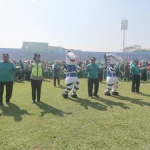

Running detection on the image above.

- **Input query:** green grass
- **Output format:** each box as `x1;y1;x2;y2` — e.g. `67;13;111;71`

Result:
0;78;150;150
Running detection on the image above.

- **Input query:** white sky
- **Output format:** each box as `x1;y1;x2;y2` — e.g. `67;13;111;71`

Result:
0;0;150;52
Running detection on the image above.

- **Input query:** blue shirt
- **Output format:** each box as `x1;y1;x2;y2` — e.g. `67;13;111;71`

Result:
0;61;16;82
66;65;77;77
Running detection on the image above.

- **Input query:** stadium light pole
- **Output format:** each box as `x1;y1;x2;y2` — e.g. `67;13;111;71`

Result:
121;19;128;62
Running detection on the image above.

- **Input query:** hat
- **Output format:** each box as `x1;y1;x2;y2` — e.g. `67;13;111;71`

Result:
91;57;96;60
134;59;138;62
34;53;40;57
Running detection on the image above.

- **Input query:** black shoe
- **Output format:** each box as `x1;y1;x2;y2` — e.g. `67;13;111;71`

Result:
104;91;111;96
94;95;99;98
112;91;119;95
71;92;77;98
62;92;68;98
6;101;10;105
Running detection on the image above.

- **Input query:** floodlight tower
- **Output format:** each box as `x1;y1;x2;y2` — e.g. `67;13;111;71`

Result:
121;19;128;62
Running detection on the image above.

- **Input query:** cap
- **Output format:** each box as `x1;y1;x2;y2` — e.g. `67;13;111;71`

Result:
34;53;40;57
3;53;9;56
91;57;96;60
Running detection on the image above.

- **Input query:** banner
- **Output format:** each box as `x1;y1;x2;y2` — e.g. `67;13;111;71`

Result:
22;42;48;52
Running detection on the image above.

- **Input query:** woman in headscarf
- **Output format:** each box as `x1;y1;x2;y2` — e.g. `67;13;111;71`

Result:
26;53;47;103
140;60;147;82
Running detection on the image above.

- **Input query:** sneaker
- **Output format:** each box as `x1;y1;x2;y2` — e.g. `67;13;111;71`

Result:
37;100;41;103
89;96;93;99
94;95;99;98
32;101;35;104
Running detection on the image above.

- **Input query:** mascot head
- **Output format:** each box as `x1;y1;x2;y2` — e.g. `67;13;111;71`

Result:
66;51;76;65
104;52;117;65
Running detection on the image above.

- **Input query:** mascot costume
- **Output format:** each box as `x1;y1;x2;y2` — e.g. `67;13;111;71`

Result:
62;51;81;98
104;52;119;96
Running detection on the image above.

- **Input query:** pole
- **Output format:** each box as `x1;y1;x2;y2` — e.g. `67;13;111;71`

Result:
123;27;125;62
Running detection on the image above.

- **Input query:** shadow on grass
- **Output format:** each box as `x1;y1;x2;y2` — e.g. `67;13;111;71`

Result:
68;97;107;111
35;102;72;117
139;92;150;97
0;103;31;122
56;85;66;89
97;97;130;109
43;79;51;82
14;81;25;84
115;95;150;106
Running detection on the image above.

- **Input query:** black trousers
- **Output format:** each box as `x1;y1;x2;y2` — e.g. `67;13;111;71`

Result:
88;78;99;97
0;81;13;103
31;79;42;101
98;72;103;82
54;76;60;86
26;71;31;81
132;74;140;93
141;72;147;81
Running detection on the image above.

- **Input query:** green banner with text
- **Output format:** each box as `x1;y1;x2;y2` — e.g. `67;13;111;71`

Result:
22;42;48;52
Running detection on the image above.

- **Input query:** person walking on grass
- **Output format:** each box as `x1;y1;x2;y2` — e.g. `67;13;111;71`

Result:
86;57;100;98
27;53;47;103
124;62;130;82
0;53;16;105
131;59;141;93
52;60;60;87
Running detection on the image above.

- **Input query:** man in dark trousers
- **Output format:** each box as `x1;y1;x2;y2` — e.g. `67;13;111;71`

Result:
52;61;60;87
131;59;141;93
0;53;16;105
86;57;100;98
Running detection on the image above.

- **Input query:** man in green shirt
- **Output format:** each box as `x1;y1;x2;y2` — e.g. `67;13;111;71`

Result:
0;53;16;105
131;59;141;93
52;61;60;87
86;57;100;98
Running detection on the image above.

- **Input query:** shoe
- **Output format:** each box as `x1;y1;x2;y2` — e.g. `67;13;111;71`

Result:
32;101;35;104
94;95;99;98
89;96;93;99
6;102;10;105
71;92;77;98
37;100;41;103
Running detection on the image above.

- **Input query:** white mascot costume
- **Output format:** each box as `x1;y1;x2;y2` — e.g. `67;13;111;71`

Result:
104;52;119;96
62;51;81;98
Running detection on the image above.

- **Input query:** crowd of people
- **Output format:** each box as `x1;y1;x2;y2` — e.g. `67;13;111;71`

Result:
0;52;150;105
10;58;150;83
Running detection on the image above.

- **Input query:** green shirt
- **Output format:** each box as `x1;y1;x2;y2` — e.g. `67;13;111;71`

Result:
52;64;60;77
131;64;140;74
86;63;99;78
0;61;16;82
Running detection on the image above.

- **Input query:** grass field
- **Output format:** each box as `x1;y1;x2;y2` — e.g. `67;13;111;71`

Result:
0;78;150;150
